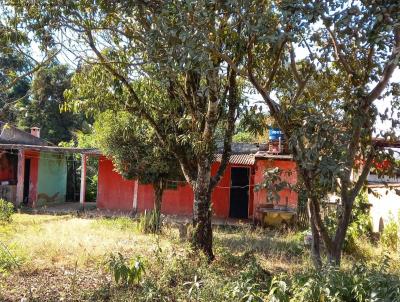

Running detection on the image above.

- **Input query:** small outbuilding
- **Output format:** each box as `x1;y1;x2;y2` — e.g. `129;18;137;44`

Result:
0;122;91;207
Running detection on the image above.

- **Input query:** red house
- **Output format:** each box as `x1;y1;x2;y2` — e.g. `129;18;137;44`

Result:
89;143;298;220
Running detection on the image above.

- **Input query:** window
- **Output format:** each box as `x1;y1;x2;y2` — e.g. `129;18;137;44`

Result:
166;181;178;190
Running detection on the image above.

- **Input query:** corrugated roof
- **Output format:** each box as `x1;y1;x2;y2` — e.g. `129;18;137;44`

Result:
254;151;293;160
215;154;255;165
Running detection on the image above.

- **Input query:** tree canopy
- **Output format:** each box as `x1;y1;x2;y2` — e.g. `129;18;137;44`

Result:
5;0;400;266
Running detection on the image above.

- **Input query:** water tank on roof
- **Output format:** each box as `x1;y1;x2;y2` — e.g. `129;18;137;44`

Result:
269;128;284;141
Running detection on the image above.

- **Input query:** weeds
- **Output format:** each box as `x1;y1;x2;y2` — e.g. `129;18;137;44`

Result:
0;199;14;223
137;210;162;234
1;214;400;301
106;253;145;286
0;241;21;274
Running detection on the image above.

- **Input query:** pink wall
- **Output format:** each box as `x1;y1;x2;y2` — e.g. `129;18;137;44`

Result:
96;157;297;219
25;150;39;206
0;152;17;182
97;156;135;211
253;159;298;220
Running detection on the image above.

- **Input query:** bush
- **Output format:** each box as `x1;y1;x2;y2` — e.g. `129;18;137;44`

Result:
0;199;14;223
223;254;271;302
267;256;400;302
381;217;398;251
324;189;373;254
105;253;145;286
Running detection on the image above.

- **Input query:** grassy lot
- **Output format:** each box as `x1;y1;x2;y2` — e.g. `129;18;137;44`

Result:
0;214;399;301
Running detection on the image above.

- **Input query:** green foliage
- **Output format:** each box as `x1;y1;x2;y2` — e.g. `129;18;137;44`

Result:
137;210;162;234
381;216;399;251
0;12;31;122
17;61;89;144
0;199;14;223
268;256;400;302
232;131;257;143
224;257;271;302
324;190;373;253
255;167;293;204
0;241;21;274
106;253;145;286
93;110;181;185
345;190;373;253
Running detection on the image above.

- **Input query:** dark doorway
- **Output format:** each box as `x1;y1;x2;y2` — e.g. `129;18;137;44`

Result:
229;167;250;219
23;159;31;204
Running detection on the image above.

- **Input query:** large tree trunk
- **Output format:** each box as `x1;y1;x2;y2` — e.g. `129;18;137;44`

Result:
153;179;164;233
191;161;214;261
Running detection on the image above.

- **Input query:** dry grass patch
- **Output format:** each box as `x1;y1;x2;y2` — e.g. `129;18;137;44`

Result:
1;214;177;270
1;214;399;301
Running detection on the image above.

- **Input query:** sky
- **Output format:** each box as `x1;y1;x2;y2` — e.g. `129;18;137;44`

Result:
30;35;400;135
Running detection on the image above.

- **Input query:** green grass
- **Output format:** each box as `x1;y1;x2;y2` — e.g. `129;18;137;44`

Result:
0;214;398;301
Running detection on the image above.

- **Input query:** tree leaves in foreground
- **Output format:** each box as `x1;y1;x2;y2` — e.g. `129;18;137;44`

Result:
93;110;183;233
8;0;287;259
216;0;400;266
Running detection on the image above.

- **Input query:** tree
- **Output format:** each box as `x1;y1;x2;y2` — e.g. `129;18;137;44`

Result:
0;18;31;121
0;6;58;118
9;0;286;259
16;62;82;143
93;110;182;232
215;1;400;266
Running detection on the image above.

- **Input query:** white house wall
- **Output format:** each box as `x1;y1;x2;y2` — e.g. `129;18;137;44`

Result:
368;186;400;232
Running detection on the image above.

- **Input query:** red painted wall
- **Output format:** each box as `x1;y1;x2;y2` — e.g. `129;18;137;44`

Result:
97;158;255;217
135;162;254;217
0;152;18;183
97;156;135;211
25;150;39;206
253;159;298;220
97;157;296;219
136;183;194;215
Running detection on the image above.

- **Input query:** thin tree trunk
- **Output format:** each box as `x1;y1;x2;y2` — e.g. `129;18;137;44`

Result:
153;179;164;233
191;161;214;261
327;198;353;266
308;198;322;269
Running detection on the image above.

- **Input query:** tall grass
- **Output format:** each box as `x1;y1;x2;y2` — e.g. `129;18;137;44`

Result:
0;214;399;301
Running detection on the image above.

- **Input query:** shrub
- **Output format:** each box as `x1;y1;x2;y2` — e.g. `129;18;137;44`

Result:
105;253;145;286
324;189;373;254
381;216;398;251
137;210;162;234
0;242;21;274
266;256;400;302
0;199;14;223
223;255;271;302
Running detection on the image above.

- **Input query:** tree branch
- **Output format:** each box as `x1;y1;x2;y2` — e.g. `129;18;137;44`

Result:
350;148;375;201
86;29;197;183
210;69;237;189
247;36;281;118
264;34;288;92
0;50;59;94
325;26;356;78
366;26;400;104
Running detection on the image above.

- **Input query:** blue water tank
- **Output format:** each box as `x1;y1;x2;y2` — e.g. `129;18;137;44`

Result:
269;128;284;141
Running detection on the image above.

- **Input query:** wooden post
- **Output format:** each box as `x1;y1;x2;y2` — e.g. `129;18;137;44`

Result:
80;154;87;207
16;149;25;206
132;180;139;212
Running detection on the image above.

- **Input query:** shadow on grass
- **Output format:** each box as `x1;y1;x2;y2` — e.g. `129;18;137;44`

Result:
214;226;305;258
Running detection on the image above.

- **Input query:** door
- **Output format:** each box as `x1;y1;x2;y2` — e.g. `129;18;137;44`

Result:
23;159;31;204
229;167;250;219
